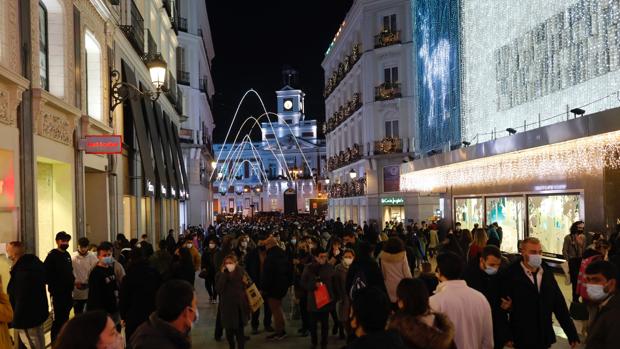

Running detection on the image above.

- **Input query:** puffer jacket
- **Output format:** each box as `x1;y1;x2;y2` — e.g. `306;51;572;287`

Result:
388;311;457;349
379;251;412;303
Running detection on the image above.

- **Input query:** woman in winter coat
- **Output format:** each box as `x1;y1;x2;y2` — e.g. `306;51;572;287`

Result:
388;278;456;349
379;237;413;305
172;247;196;286
301;247;336;348
215;254;251;349
334;249;355;340
0;276;13;349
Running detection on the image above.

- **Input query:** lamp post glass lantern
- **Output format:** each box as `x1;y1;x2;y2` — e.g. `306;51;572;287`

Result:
349;169;357;179
147;55;167;90
110;55;168;111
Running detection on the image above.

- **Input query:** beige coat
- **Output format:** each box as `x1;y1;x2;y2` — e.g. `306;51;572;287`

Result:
379;251;412;302
0;290;13;349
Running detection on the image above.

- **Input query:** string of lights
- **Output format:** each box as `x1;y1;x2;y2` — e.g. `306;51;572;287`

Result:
401;130;620;192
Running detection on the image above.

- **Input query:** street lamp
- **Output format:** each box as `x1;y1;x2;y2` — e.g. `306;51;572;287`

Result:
211;161;217;169
349;169;357;179
110;54;168;111
325;177;330;185
217;172;223;179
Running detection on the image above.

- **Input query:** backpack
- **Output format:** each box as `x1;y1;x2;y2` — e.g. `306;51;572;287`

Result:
349;268;368;300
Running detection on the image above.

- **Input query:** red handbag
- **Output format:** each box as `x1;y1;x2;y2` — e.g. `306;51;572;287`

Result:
314;283;331;309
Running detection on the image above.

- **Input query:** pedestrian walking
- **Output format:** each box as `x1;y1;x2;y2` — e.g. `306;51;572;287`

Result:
584;260;620;349
44;231;75;342
72;237;98;315
88;243;120;324
262;235;292;340
149;240;173;281
0;275;13;349
334;249;354;340
215;254;251;349
131;280;197;349
502;237;579;349
53;310;123;349
563;221;586;302
430;251;494;349
7;241;49;349
378;237;413;306
201;237;221;303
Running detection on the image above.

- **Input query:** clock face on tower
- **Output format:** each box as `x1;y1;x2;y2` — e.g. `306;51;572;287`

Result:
283;98;294;111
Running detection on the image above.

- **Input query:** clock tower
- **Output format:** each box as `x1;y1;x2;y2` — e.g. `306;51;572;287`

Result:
277;67;304;125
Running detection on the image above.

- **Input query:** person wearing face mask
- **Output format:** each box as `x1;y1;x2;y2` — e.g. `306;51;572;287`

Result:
184;238;201;272
463;245;511;349
88;244;120;326
44;231;75;342
131;280;196;349
53;310;124;349
584;260;619;349
335;249;355;340
202;238;221;304
233;235;250;267
215;255;251;349
502;237;579;349
563;221;586;302
72;237;98;315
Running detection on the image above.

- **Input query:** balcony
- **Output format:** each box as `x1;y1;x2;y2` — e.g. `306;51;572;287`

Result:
177;70;190;85
374;137;403;154
327;144;362;171
323;93;362;134
120;0;144;57
145;29;157;59
175;86;184;115
374;29;401;48
165;73;177;106
178;17;188;32
329;177;366;198
324;43;362;98
375;82;402;101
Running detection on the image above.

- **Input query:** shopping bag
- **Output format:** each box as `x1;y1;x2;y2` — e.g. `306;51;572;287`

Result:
314;283;331;309
245;282;264;313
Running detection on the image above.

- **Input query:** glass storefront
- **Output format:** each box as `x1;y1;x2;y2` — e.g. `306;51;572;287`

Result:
383;206;405;223
454;197;484;231
528;194;581;256
486;196;525;253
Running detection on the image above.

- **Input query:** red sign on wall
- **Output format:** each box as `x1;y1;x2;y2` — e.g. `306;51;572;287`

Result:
84;135;123;154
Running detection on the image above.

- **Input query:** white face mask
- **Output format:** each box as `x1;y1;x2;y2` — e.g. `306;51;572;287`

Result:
209;243;216;249
240;241;248;248
186;243;193;249
343;257;353;266
225;264;236;273
527;254;542;269
586;283;610;302
333;248;341;256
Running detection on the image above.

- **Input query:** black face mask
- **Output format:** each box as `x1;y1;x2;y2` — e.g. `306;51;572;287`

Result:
60;243;70;251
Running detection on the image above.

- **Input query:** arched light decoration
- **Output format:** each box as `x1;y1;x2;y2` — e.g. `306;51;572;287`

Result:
400;130;620;192
147;54;167;90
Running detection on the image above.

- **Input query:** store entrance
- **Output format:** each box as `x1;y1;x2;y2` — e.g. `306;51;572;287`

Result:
383;205;405;223
36;159;73;258
85;169;109;245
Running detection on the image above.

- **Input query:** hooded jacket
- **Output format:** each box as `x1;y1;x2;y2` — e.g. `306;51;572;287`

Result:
379;251;413;303
388;312;457;349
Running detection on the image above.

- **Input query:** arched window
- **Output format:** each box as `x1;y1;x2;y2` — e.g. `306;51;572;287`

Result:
84;31;102;120
39;0;65;97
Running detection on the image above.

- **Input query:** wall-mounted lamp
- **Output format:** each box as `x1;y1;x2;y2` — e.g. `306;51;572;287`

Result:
349;169;357;179
110;54;167;111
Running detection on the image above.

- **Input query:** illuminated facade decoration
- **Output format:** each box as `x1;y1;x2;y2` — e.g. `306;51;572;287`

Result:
401;130;620;192
414;0;461;152
461;0;620;144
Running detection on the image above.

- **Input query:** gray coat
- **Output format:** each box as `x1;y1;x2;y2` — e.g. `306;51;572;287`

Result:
334;262;351;321
215;266;251;329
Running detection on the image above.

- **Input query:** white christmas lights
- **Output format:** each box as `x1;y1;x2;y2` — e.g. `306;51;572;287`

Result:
400;130;620;192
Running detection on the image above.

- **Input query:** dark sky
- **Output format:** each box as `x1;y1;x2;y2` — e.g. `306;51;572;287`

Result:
206;0;354;142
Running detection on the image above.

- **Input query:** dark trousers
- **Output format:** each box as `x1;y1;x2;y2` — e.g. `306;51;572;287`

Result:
251;302;272;330
73;299;87;315
330;308;340;332
225;311;246;349
51;293;73;342
215;305;224;339
568;257;582;302
309;311;329;346
299;293;309;330
205;275;217;299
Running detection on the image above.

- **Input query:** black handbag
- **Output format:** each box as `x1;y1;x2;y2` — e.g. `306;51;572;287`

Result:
569;301;589;320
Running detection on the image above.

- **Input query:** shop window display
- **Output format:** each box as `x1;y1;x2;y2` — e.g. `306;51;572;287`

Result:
454;197;484;231
528;194;581;256
0;149;16;241
486;196;525;253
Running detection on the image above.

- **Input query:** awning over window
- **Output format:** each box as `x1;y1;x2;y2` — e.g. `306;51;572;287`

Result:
122;61;156;196
143;99;169;198
154;103;179;199
163;112;188;201
172;122;190;200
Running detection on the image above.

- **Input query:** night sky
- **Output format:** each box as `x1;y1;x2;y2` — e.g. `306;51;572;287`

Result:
206;0;354;142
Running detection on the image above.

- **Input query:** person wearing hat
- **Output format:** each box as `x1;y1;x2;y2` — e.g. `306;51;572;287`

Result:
44;231;75;342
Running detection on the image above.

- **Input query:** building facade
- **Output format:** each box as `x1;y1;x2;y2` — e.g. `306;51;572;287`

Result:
399;0;620;258
213;75;327;216
177;0;215;229
323;0;438;226
0;0;191;263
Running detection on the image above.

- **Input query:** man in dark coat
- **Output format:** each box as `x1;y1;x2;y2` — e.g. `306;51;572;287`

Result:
44;231;75;341
131;280;196;349
262;236;292;340
120;247;162;346
346;242;386;297
139;234;154;258
88;243;119;321
584;260;620;349
501;237;579;349
245;237;272;333
7;241;49;348
166;229;177;254
301;247;336;348
463;245;511;349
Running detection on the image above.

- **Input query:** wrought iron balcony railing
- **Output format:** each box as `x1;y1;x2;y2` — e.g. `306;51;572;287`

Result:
199;77;208;93
374;29;401;48
178;17;188;32
323;93;362;134
323;43;362;98
165;73;177;105
374;137;403;154
375;82;402;101
328;177;366;198
177;70;190;85
120;0;144;57
175;86;184;115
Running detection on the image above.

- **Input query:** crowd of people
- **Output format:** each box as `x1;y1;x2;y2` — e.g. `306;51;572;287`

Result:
0;214;619;349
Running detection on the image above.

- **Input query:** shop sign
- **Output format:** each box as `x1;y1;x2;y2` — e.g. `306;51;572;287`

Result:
381;197;404;205
83;135;122;154
383;165;400;192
